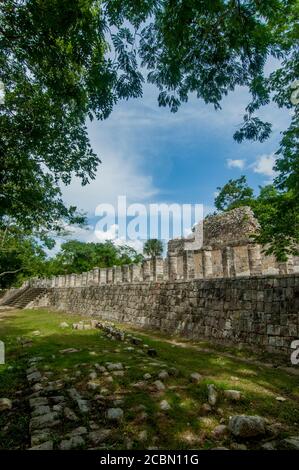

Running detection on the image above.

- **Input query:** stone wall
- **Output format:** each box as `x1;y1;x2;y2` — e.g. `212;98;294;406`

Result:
31;274;299;358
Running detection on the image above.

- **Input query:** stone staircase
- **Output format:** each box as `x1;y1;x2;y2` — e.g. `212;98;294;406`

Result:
0;287;47;309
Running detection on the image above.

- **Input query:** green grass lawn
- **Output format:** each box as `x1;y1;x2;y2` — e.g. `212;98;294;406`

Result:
0;308;299;450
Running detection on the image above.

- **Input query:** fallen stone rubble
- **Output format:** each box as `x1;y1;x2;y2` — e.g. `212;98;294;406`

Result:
72;320;158;357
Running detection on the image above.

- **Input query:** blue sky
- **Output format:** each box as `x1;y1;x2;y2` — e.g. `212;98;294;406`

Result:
60;60;291;252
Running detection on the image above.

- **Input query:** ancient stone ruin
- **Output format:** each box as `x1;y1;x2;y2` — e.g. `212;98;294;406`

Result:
2;207;299;357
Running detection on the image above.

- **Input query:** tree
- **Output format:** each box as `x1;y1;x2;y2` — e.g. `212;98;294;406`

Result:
46;240;143;275
143;239;164;258
0;228;47;288
215;176;254;212
139;0;298;258
0;0;145;238
1;1;298;256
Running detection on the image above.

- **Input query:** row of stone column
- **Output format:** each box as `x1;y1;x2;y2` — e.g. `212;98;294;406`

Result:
31;243;297;288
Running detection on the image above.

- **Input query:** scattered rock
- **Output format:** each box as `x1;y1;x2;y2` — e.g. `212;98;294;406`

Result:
106;362;123;371
29;441;53;450
0;398;12;411
207;384;218;406
64;407;79;422
32;405;51;417
68;388;89;413
211;447;229;450
153;380;165;391
280;436;299;450
59;348;79;354
32;383;43;392
190;372;203;384
113;370;124;377
143;373;152;380
88;429;112;445
137;430;148;442
53;404;63;413
59;322;69;328
59;436;85;450
212;425;229;439
107;407;124;422
30;412;60;431
200;403;212;416
51;396;65;404
228;415;266;438
87;381;100;391
158;371;169;380
261;442;276;450
230;443;248;450
276;396;287;402
31;431;51;446
27;371;42;383
224;390;242;401
169;367;179;377
160;400;171;411
29;397;48;408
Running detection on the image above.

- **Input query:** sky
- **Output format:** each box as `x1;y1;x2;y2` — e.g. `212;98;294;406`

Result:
58;59;291;254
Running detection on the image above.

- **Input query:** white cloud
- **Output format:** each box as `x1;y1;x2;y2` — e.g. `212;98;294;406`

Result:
251;153;276;178
62;145;159;215
227;158;246;169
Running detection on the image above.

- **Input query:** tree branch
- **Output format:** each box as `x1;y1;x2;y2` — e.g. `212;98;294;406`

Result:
0;268;23;278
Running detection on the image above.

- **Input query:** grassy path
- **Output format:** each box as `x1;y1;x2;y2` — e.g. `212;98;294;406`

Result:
0;308;299;450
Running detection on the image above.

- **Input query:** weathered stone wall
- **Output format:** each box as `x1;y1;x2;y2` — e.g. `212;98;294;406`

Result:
32;274;299;358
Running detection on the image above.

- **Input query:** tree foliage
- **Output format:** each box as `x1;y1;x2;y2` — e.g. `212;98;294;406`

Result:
45;240;144;276
1;1;298;256
0;227;47;288
215;176;254;212
143;238;164;258
0;235;144;287
0;0;144;237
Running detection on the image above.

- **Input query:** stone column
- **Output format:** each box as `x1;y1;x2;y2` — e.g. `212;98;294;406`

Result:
51;277;56;288
168;254;178;281
99;268;107;284
82;272;88;286
163;258;169;280
69;274;75;287
183;251;195;280
222;246;236;278
193;250;204;278
122;265;130;283
278;258;294;275
113;266;122;284
203;249;213;278
93;268;99;285
86;270;93;286
248;244;262;276
233;245;251;277
130;264;142;282
153;257;164;281
142;259;151;281
107;268;113;284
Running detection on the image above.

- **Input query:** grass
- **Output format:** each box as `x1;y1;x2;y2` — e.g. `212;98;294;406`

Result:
0;307;299;450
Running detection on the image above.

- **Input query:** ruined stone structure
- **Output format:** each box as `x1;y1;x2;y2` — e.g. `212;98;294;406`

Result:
3;207;299;358
30;207;299;289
